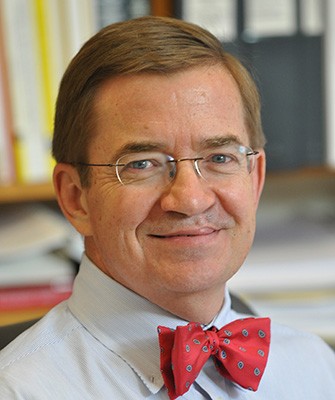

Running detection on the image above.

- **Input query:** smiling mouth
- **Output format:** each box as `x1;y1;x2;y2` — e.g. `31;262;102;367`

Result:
151;229;218;239
153;234;201;238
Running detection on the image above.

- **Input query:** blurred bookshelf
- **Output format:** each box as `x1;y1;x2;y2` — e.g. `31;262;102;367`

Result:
0;182;55;204
0;0;169;327
1;0;334;192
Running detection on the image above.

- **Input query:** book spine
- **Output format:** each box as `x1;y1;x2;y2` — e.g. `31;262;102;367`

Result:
0;283;72;311
0;0;98;184
0;6;16;184
33;0;55;179
57;0;98;62
1;0;50;183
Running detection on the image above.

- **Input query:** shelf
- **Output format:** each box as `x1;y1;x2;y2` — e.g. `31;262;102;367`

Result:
0;182;55;204
0;167;333;204
266;165;335;179
264;166;335;196
0;308;50;327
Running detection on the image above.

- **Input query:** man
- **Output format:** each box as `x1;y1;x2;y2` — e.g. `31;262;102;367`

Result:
0;16;334;399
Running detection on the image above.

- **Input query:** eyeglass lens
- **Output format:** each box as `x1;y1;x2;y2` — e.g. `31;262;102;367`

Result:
115;145;257;186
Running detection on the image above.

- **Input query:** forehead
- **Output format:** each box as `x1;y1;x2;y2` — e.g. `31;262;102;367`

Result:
90;65;248;157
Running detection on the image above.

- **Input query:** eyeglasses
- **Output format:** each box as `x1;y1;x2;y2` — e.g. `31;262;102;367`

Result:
72;144;259;187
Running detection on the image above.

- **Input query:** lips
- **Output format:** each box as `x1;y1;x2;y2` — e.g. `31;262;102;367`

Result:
150;227;218;239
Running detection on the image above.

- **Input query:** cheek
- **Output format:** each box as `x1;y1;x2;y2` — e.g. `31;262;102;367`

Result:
88;186;157;243
85;193;143;271
216;179;257;254
216;178;255;221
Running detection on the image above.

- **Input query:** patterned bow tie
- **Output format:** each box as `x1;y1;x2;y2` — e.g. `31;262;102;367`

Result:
158;317;271;400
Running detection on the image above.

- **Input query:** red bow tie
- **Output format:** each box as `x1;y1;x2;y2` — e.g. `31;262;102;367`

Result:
158;317;271;400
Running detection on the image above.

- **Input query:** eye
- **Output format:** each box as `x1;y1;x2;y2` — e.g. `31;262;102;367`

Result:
117;153;168;184
209;153;234;163
202;150;240;175
120;156;165;178
127;159;154;170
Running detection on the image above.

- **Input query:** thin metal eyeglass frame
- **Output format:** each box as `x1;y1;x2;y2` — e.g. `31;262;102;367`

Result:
71;149;260;185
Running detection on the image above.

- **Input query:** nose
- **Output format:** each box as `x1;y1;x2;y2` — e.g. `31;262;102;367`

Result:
160;160;216;216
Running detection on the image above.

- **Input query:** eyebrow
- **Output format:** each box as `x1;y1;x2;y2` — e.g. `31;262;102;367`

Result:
200;134;243;149
112;141;165;161
111;134;243;160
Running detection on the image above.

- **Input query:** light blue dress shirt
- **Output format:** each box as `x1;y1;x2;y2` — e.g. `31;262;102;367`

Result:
1;254;334;399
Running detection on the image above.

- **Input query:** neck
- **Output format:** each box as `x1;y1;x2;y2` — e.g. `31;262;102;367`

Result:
147;286;227;325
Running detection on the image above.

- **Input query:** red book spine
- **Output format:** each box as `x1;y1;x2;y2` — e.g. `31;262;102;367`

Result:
0;282;73;311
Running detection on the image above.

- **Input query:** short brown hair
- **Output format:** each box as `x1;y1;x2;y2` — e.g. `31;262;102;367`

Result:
52;16;265;184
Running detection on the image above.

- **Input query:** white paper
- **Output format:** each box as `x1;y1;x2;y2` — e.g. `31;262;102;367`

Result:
240;291;335;345
0;205;71;262
0;253;75;287
244;0;297;38
300;0;324;36
229;215;335;293
182;0;237;42
228;214;335;345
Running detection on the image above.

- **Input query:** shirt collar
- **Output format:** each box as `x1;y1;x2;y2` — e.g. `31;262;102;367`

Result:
68;254;235;394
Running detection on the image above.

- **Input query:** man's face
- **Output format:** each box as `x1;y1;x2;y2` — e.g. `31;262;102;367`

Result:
78;65;265;306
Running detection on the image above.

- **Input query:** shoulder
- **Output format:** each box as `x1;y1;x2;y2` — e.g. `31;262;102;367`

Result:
251;318;335;396
267;320;335;384
0;302;150;399
0;302;86;397
0;302;81;370
231;310;335;390
270;319;334;355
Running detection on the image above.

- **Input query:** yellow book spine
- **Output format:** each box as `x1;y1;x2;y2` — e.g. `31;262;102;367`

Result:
33;0;55;177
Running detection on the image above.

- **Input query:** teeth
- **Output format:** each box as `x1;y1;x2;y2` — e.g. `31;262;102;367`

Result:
171;234;194;237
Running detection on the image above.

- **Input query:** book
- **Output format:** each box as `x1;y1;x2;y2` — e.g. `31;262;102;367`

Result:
31;0;98;178
0;0;99;184
229;215;335;346
32;0;58;178
0;6;15;185
0;0;49;183
0;281;73;312
0;252;75;288
0;252;75;325
57;0;98;65
0;204;74;262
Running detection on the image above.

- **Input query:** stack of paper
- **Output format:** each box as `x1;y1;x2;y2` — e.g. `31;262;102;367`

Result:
229;215;335;348
0;204;82;325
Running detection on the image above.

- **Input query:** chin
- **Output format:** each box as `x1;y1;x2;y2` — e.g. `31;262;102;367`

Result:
159;265;233;295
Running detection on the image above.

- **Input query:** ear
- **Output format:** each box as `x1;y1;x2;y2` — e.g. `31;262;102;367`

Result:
251;149;266;208
53;163;93;236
